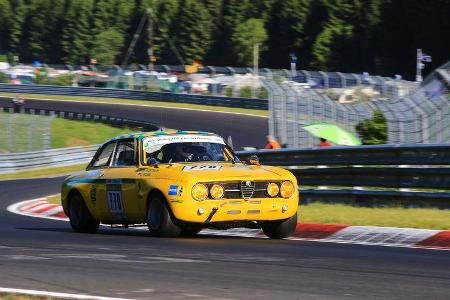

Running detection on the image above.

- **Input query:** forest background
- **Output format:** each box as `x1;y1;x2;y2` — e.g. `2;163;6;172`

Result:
0;0;448;80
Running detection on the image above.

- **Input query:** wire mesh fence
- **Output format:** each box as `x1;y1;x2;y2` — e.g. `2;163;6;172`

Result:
267;62;450;147
0;109;53;153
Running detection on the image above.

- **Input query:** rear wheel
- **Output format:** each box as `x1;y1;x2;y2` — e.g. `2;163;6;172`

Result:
68;192;99;233
261;214;297;239
147;193;182;237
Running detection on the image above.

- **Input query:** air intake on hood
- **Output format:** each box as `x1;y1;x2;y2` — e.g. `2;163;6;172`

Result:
240;181;255;200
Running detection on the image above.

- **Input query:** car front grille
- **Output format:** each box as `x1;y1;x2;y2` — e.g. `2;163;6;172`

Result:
217;181;271;200
240;181;255;199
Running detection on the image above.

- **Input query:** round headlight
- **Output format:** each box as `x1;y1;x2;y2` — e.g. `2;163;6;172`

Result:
210;184;224;199
192;183;208;201
267;182;279;197
280;181;295;198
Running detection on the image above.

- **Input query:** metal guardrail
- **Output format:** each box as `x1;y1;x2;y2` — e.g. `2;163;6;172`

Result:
0;83;268;110
236;144;450;166
1;105;160;132
236;144;450;209
0;145;98;173
1;126;449;207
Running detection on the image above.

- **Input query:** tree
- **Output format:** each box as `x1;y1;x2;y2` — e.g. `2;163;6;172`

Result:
211;0;246;65
355;110;387;145
154;0;180;64
0;0;11;54
231;18;268;66
265;0;311;68
91;29;124;65
8;0;27;59
26;0;66;63
61;0;93;65
171;0;214;64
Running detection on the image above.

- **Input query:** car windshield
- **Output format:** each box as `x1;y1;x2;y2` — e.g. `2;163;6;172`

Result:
142;135;237;164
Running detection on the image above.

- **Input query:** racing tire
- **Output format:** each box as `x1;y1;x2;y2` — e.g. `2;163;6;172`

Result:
68;192;99;233
147;194;182;237
261;214;297;239
180;224;202;237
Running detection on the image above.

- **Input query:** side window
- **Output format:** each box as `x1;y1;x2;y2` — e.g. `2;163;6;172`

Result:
111;139;136;167
90;142;116;168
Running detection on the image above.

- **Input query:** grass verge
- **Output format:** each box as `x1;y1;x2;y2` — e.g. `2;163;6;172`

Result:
0;164;86;181
0;92;268;117
299;202;450;230
51;118;131;148
46;194;61;205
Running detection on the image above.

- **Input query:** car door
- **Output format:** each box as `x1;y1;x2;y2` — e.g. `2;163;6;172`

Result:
85;141;117;221
101;138;142;223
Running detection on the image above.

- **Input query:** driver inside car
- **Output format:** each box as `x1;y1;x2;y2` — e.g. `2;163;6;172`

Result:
160;143;209;163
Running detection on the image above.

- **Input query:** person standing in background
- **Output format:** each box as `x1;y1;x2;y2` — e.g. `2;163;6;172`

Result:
264;135;281;149
12;94;25;113
318;138;332;147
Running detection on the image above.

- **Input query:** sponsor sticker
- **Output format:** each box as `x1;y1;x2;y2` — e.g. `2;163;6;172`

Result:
142;135;225;152
170;199;184;203
183;165;222;171
89;186;97;206
87;170;102;177
168;185;179;196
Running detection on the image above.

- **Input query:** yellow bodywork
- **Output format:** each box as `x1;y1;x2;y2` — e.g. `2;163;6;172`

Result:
61;131;299;226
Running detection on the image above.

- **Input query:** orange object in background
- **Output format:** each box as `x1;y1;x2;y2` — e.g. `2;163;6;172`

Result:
318;138;333;147
264;135;281;149
185;60;203;74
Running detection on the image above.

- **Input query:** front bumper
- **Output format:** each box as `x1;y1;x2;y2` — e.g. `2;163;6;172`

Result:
171;195;299;223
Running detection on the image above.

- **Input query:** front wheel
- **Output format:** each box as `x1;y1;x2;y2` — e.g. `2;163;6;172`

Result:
147;194;182;237
181;223;202;237
68;192;99;233
261;214;297;239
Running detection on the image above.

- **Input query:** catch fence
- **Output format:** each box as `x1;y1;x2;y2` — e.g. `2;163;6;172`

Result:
266;62;450;147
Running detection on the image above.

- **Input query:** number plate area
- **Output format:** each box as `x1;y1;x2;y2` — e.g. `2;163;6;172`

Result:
106;181;124;214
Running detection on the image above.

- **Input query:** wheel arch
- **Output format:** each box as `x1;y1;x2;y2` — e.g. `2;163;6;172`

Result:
66;188;96;218
146;188;168;213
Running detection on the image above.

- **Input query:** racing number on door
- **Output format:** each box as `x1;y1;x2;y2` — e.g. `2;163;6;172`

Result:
107;191;123;213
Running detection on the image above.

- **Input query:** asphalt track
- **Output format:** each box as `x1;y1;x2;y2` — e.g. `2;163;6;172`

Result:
0;97;268;149
1;97;450;299
1;177;450;300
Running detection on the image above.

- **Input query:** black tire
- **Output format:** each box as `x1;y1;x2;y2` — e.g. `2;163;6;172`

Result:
68;192;99;233
180;224;202;237
261;214;297;239
147;193;182;237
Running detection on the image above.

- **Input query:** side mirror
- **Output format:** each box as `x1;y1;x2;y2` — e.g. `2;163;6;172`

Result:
247;154;260;166
147;157;159;168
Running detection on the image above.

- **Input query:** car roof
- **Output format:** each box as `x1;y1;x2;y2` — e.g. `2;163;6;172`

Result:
105;129;220;144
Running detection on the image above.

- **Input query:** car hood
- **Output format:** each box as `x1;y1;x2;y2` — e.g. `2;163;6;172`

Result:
158;162;289;181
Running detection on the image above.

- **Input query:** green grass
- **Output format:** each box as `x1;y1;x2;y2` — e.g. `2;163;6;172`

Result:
0;92;268;117
51;118;131;148
46;194;61;205
299;202;450;230
0;163;86;180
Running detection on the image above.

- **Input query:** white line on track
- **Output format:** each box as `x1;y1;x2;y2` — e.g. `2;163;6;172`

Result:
23;97;268;118
0;287;132;300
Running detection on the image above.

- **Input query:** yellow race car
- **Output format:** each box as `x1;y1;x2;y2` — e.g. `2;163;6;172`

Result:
61;130;299;238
